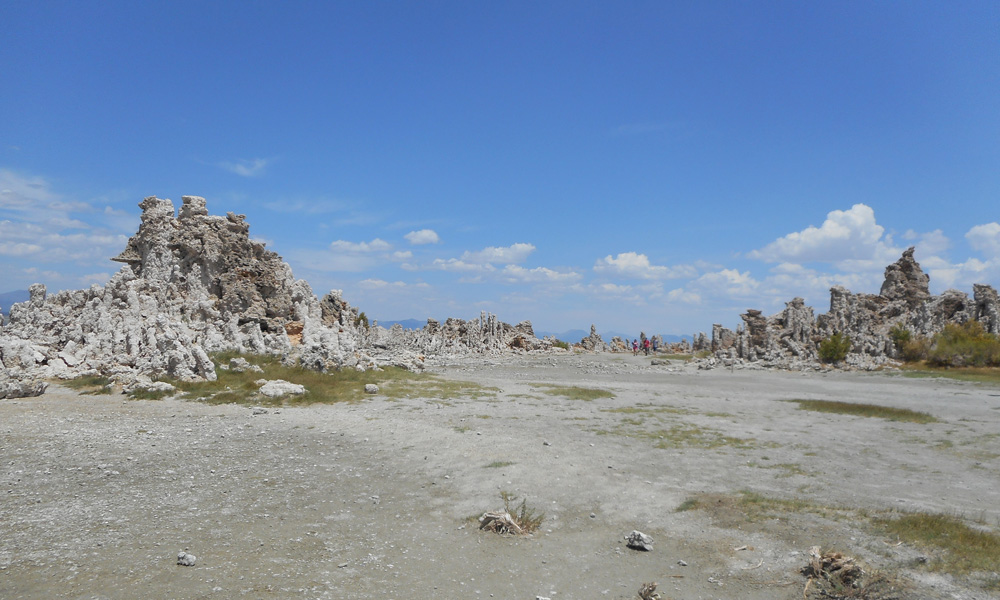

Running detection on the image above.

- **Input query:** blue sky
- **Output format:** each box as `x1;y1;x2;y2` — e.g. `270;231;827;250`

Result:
2;1;998;335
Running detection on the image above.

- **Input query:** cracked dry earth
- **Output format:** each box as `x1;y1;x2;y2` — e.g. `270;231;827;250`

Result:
2;353;1000;599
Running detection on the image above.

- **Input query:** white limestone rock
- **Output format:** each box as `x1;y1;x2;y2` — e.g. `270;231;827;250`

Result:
258;379;306;398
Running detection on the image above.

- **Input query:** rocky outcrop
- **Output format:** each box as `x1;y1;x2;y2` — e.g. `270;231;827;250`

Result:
578;324;606;351
879;247;931;308
707;247;1000;370
0;196;547;393
361;313;550;365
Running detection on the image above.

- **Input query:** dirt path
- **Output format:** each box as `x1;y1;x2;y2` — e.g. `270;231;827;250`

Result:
3;352;999;599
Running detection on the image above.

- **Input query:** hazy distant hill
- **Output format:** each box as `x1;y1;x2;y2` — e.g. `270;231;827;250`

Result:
0;290;30;316
377;318;427;330
375;319;693;344
535;329;693;344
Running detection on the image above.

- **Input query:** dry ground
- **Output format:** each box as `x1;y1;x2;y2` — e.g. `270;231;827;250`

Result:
2;352;999;599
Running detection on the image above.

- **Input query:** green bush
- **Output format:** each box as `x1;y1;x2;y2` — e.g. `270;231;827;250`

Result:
889;323;911;349
818;332;852;364
927;321;1000;367
550;339;570;350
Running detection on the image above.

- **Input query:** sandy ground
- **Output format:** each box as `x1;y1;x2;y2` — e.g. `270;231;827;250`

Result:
2;352;999;600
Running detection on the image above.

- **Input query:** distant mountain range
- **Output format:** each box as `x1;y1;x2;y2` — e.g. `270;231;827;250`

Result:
535;329;692;344
0;290;30;316
376;318;427;330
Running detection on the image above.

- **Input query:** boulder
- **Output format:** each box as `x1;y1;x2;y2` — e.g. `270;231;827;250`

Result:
258;379;306;398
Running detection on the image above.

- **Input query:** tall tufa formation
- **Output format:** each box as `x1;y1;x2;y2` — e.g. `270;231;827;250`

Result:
707;247;1000;370
0;196;548;397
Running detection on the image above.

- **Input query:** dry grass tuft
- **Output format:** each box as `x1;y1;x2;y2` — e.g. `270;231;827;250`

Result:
874;512;1000;575
801;546;905;600
479;491;543;536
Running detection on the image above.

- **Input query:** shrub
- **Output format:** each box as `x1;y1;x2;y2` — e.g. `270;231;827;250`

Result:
889;323;911;348
927;321;1000;367
818;332;851;364
354;311;370;329
550;339;570;350
900;337;931;362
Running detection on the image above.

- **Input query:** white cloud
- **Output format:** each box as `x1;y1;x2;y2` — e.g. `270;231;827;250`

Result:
431;258;496;273
596;282;632;294
0;240;43;256
329;238;392;253
592;252;696;280
666;288;702;303
907;229;951;257
966;223;1000;259
461;243;536;265
691;269;761;297
392;250;413;260
749;204;889;263
358;278;429;290
0;220;127;263
501;265;582;284
404;229;440;245
218;158;269;177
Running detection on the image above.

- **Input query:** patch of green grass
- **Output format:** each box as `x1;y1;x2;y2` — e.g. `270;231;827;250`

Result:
788;399;938;423
127;388;173;400
757;462;810;478
901;365;1000;386
875;513;1000;575
534;384;614;401
171;353;498;406
60;375;115;395
675;498;699;512
594;421;759;450
484;461;515;469
677;491;829;525
602;403;689;415
381;377;500;401
654;424;758;449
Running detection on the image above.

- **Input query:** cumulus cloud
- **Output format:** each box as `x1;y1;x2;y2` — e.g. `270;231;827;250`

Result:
0;240;43;256
966;223;1000;259
592;252;696;280
358;278;430;290
461;243;536;265
218;158;270;177
431;258;496;273
691;269;760;297
749;204;889;263
500;265;582;284
329;238;392;253
902;229;950;257
666;288;702;303
0;219;127;263
404;229;440;245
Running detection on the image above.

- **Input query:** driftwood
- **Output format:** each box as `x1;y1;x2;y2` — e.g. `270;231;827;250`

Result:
802;545;865;598
479;511;524;536
637;581;660;599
